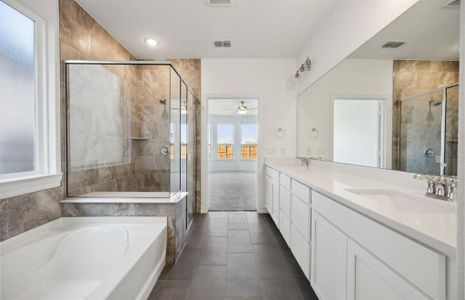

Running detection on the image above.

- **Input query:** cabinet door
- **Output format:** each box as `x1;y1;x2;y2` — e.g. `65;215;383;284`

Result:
347;240;428;300
265;177;273;214
291;195;310;241
291;224;310;279
279;186;291;218
311;212;347;300
279;211;291;247
272;181;280;223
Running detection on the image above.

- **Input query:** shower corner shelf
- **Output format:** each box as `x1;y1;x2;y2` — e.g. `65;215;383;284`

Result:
131;136;151;141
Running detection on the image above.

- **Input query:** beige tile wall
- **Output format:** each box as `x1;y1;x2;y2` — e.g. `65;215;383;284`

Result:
392;60;459;173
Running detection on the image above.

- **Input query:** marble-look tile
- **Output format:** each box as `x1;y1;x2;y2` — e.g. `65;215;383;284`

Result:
392;60;459;174
0;199;8;241
2;187;63;241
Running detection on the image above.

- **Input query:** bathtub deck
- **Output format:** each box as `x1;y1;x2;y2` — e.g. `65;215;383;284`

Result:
60;192;188;204
1;217;167;300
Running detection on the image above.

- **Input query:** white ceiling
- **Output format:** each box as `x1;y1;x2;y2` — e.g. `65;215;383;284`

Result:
350;0;460;60
209;99;258;116
74;0;341;59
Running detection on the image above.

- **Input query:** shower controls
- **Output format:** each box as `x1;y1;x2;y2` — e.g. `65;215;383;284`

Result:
160;145;169;156
424;148;435;158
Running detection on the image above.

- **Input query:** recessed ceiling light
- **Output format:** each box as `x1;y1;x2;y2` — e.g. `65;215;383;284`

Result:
145;38;159;47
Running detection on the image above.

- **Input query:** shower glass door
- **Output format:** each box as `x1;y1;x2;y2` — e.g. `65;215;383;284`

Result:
444;85;459;176
170;69;181;195
186;89;196;227
399;90;443;175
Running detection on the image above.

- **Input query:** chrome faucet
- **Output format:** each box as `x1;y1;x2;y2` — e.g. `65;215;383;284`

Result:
296;157;310;169
413;174;457;202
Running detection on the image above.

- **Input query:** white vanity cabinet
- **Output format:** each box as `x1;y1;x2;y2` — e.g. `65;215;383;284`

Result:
347;240;427;300
266;166;311;279
264;163;453;300
265;167;280;225
279;174;292;246
312;191;446;300
311;212;348;300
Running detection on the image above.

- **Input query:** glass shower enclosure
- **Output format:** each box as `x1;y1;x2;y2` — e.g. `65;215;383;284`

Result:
395;84;459;176
65;61;197;225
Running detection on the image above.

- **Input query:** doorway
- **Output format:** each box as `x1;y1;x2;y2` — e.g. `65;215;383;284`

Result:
332;97;390;168
206;98;259;211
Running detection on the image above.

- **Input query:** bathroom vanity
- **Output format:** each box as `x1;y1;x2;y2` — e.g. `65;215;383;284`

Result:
264;159;456;300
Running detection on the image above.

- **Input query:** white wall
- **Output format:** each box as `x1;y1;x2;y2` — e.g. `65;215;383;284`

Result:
296;0;418;94
201;58;297;212
297;58;393;161
457;1;465;299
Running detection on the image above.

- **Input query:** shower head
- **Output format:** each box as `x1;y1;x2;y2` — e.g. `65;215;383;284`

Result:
428;99;442;106
426;101;434;123
159;98;167;106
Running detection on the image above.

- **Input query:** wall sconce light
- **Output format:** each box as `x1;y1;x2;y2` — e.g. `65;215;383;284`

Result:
295;57;312;79
276;128;286;138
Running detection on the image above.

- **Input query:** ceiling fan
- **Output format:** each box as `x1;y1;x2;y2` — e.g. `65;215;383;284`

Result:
223;100;258;115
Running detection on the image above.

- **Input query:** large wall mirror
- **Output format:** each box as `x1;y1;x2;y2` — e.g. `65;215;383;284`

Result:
297;0;460;176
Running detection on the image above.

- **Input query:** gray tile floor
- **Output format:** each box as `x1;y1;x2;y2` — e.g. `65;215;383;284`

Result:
208;172;257;211
149;212;318;300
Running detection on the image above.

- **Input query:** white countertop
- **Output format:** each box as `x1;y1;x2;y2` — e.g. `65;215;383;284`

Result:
60;192;188;204
266;159;457;257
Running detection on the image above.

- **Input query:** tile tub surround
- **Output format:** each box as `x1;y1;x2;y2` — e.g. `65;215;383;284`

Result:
61;194;189;265
0;187;63;242
266;158;457;257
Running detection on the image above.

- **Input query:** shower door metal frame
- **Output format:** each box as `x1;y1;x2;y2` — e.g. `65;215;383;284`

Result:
64;60;198;199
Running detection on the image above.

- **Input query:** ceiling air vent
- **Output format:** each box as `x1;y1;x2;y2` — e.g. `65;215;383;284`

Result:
206;0;233;7
442;0;460;8
382;41;405;49
213;40;232;48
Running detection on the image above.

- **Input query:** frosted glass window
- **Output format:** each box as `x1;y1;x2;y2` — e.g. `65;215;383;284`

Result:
0;1;37;175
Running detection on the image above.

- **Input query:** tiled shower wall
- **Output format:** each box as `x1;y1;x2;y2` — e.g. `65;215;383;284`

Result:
0;0;201;242
146;59;202;212
66;64;172;195
392;60;459;173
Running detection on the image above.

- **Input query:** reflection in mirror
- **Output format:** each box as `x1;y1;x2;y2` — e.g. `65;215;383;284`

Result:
297;0;460;176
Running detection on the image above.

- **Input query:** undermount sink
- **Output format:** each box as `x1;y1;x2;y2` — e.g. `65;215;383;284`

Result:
344;188;453;213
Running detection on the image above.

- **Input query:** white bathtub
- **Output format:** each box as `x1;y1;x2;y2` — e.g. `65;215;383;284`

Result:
0;217;167;300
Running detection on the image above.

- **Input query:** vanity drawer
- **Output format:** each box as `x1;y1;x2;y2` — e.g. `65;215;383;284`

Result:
279;186;291;218
291;195;311;241
291;224;310;279
291;180;310;205
266;166;279;182
279;211;291;247
279;173;291;190
312;191;446;300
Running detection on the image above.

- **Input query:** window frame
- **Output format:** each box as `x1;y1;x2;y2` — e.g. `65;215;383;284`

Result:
240;123;258;161
215;123;235;160
0;0;61;199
